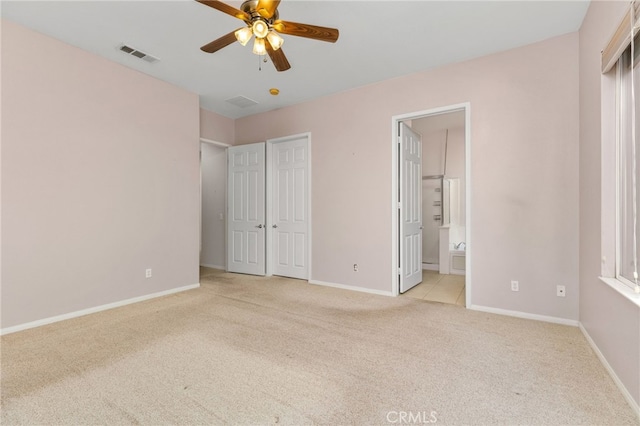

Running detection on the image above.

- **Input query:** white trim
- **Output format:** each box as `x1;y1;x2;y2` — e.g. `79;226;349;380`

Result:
599;276;640;306
468;304;580;326
200;137;231;148
308;133;313;281
391;103;471;306
200;263;225;270
309;280;394;297
463;106;471;308
391;117;399;296
0;283;200;336
579;323;640;418
422;263;439;271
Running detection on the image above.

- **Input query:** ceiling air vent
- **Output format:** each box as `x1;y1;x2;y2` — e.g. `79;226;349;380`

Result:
225;95;259;108
119;44;159;63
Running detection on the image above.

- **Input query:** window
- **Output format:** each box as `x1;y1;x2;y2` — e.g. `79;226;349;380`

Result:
601;4;640;299
617;40;640;290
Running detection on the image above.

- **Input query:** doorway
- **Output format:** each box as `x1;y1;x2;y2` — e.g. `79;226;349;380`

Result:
200;138;231;271
392;104;471;307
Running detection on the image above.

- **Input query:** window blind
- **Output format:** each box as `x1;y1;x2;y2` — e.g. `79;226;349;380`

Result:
602;1;640;73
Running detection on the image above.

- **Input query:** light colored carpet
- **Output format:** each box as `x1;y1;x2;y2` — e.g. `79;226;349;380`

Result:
1;268;637;425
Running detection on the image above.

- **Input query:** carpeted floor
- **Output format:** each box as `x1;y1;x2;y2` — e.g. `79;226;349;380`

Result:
1;267;637;425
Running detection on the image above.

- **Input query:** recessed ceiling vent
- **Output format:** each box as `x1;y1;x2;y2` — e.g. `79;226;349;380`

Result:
225;96;259;108
119;44;159;63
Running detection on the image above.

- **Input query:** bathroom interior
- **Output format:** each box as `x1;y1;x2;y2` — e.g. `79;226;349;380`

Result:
403;110;466;305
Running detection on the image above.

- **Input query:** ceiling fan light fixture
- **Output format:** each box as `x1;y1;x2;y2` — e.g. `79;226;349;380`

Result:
266;31;284;50
197;0;339;72
252;19;269;39
235;27;253;46
252;37;266;55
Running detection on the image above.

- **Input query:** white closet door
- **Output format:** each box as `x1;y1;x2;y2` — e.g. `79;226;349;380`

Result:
227;143;266;276
271;137;309;279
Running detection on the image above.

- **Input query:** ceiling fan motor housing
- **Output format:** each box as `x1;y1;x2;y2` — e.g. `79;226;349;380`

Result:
241;0;279;24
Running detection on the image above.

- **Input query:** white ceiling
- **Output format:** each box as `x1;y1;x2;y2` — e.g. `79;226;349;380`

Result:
1;0;590;119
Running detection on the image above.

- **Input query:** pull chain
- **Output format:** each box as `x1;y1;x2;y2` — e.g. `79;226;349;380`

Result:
258;54;268;71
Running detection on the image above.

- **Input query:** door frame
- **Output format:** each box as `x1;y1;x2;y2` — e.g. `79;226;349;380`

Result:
199;138;231;270
391;103;471;306
265;132;312;279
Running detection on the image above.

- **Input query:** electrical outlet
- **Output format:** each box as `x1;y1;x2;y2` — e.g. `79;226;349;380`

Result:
219;213;224;220
511;280;519;291
145;268;152;278
557;285;566;297
353;264;358;272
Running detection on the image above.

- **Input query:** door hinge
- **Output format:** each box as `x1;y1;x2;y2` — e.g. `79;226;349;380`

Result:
398;202;402;209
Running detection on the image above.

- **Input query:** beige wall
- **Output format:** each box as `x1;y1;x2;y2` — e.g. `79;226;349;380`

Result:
235;32;580;321
200;108;234;145
1;20;200;329
578;1;640;407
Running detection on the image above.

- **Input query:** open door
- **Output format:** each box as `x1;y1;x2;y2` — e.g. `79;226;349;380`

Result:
227;143;266;275
399;122;423;292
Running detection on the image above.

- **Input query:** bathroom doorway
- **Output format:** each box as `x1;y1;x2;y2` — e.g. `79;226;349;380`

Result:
413;111;466;275
392;104;470;306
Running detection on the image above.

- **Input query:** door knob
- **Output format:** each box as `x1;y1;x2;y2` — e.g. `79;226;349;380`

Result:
272;224;278;228
256;224;263;229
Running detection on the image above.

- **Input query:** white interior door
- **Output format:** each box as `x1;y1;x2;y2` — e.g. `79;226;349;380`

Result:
399;122;423;293
227;143;266;275
270;136;309;279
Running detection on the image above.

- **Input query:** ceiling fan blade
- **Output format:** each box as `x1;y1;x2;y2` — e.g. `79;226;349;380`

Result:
266;43;291;72
200;30;238;53
272;20;339;43
256;0;280;19
196;0;250;22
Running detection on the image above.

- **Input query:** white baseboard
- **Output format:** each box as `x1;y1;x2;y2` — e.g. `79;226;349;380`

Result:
0;283;200;336
309;279;394;297
469;304;580;326
422;263;439;271
579;323;640;418
200;263;225;270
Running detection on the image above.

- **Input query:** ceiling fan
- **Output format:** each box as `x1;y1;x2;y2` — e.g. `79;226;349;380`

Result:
196;0;339;72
